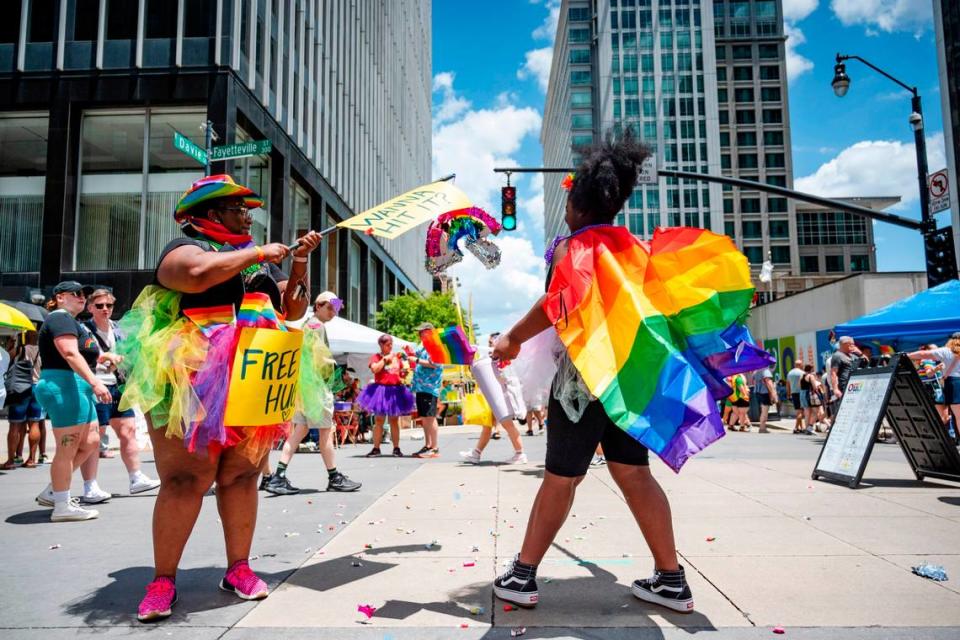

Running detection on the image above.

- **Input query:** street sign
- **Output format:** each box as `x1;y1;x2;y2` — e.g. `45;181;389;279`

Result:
210;139;272;161
173;131;207;166
928;168;950;214
637;155;657;185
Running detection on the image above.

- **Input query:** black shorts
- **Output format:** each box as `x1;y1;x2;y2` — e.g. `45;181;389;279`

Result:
732;399;750;408
791;392;801;409
415;392;438;417
757;393;773;406
545;393;648;477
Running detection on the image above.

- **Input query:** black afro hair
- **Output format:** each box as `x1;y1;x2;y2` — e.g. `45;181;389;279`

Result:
568;130;651;223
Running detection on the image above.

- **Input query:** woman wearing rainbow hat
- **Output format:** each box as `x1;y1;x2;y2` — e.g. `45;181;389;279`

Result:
115;175;321;622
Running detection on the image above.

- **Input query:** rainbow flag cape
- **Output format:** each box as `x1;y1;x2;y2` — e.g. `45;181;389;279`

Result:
544;226;773;472
422;325;476;365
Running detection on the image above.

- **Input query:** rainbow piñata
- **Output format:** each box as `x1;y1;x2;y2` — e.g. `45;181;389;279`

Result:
422;325;476;365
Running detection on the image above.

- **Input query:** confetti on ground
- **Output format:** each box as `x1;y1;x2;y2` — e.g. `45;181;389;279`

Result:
706;536;716;542
503;604;515;612
357;604;376;618
351;560;363;567
364;543;374;549
284;532;300;538
249;555;259;560
471;545;480;552
48;544;61;550
463;561;475;567
425;540;439;550
772;626;785;634
304;548;312;553
511;627;527;637
469;606;484;615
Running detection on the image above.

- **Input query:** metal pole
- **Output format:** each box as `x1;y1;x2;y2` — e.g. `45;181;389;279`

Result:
912;94;932;231
204;120;213;177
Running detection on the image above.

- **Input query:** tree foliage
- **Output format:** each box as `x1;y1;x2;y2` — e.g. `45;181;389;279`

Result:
374;291;461;342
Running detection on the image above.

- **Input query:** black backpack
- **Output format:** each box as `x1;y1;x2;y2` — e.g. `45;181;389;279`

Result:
4;349;38;398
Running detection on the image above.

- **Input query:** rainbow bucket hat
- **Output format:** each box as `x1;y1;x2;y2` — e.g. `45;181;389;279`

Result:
174;174;265;221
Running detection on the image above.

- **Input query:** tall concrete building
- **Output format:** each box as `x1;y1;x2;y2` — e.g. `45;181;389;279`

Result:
0;0;432;325
934;0;960;269
541;0;891;298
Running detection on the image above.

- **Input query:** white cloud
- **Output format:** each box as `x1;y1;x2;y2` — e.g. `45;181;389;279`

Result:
448;235;546;334
432;72;471;125
782;0;819;22
517;46;553;93
795;133;946;210
532;0;562;41
784;23;814;81
431;73;545;334
517;172;546;237
830;0;932;36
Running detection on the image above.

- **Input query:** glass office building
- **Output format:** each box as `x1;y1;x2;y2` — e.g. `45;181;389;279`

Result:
935;0;960;267
0;0;432;325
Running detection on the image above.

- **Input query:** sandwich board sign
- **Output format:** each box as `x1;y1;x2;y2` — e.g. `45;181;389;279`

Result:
812;355;960;488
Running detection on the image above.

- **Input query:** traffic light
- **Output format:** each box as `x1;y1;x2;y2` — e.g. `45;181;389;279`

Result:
501;186;517;231
924;226;959;287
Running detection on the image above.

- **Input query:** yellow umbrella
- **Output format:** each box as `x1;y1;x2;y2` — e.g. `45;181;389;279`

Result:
0;302;35;332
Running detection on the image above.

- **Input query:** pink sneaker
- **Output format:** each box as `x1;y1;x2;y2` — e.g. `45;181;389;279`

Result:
137;577;177;622
219;560;269;600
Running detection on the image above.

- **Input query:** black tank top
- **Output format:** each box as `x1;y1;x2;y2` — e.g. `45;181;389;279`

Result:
155;238;286;314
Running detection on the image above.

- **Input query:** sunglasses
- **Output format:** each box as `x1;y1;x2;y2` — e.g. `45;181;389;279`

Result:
94;303;114;310
220;206;251;218
316;297;344;314
69;291;86;299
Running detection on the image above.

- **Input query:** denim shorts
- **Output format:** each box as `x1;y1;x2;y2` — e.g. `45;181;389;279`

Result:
943;377;960;405
34;370;98;428
95;384;136;426
7;386;46;422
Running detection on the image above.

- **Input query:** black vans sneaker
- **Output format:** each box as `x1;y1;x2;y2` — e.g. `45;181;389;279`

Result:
632;566;695;613
264;475;300;496
327;472;361;492
493;556;539;608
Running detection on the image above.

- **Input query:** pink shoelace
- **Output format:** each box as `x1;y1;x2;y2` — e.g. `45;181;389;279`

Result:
224;560;268;597
139;577;175;617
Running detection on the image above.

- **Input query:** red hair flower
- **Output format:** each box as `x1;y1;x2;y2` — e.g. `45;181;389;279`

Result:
560;173;575;192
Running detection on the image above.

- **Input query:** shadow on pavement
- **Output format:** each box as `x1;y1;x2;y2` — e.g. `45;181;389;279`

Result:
937;496;960;507
5;508;51;525
856;478;960;489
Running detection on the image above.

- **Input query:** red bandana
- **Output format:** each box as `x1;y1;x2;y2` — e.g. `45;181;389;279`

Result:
185;217;255;248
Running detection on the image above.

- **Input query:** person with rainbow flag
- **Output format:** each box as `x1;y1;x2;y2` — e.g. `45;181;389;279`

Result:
115;175;321;622
490;133;771;614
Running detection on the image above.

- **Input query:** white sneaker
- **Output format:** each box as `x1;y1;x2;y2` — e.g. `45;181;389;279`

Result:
129;475;161;495
590;455;607;466
36;485;54;507
505;452;528;465
459;449;482;465
80;486;112;504
51;498;99;522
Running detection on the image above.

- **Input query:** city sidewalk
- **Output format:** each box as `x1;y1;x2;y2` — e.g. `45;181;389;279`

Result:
236;430;960;637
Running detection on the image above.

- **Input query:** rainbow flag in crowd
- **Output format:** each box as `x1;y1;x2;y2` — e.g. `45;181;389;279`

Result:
422;325;476;365
183;305;236;337
237;292;285;330
544;226;773;471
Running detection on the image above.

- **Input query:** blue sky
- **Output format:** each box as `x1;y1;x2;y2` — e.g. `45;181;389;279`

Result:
432;0;949;334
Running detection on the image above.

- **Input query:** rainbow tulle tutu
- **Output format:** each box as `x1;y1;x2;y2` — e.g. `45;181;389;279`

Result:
116;286;292;463
295;319;336;426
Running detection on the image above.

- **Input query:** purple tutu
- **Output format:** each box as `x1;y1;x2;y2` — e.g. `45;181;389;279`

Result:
358;383;415;416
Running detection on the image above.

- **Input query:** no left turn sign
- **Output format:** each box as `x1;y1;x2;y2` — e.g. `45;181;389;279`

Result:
929;169;951;214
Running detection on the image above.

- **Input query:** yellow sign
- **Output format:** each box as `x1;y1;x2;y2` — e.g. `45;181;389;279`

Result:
337;180;472;239
224;328;304;426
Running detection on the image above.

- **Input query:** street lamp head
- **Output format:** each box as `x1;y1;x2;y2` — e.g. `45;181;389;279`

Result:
908;111;923;132
831;61;850;97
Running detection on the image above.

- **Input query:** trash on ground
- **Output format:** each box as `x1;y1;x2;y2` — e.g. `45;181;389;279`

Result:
357;603;376;618
912;563;948;581
511;627;527;637
772;626;785;634
48;544;61;550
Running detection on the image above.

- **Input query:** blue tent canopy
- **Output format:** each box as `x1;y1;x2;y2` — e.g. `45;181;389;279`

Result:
834;279;960;351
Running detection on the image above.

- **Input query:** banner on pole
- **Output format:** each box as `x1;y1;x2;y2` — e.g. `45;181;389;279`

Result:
224;328;304;426
337;180;472;239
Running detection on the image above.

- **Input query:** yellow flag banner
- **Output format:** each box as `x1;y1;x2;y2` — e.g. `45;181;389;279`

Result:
337;180;472;240
224;327;304;426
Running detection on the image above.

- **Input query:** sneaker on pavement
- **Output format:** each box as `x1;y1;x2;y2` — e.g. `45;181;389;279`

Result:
80;486;112;504
632;566;695;613
365;447;382;458
36;485;54;507
505;451;528;465
130;475;161;495
219;560;269;600
327;472;361;492
258;474;271;491
803;427;815;435
392;448;404;457
411;446;431;458
590;455;607;466
493;555;539;607
137;577;177;622
264;475;300;495
51;498;99;522
459;449;481;465
421;448;440;459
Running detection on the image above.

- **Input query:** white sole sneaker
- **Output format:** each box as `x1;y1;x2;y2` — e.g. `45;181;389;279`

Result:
36;494;54;507
219;578;269;601
631;583;695;613
80;491;112;505
130;479;162;495
51;507;99;522
459;451;481;465
493;585;539;607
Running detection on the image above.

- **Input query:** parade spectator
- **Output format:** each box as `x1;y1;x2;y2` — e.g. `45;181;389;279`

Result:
410;322;443;459
362;334;415;457
460;357;528;465
3;332;47;469
830;336;867;402
786;359;805;433
336;368;360;404
265;291;360;494
915;344;948;424
82;288;160;496
0;336;10;412
909;334;960;432
800;364;824;434
753;365;777;433
32;281;112;522
727;373;750;432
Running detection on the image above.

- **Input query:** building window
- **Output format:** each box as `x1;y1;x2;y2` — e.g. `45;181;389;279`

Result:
743;246;763;264
621;10;637;29
850;255;870;272
763;130;784;146
768;197;788;213
770;246;791;264
716;67;727;81
623;53;638;72
723;198;734;213
825;255;845;273
643;98;657;117
797;211;868;245
737;131;757;146
769;219;789;237
756;1;777;18
735;88;754;103
738;153;758;169
736;110;756;124
569;7;591;21
572;113;593;129
759;44;779;59
741;198;761;214
348;238;362;323
732;45;752;60
572;134;593;147
719;131;730;146
800;255;820;274
765;152;785;168
571;70;592;85
716;45;726;61
721;154;731;169
766;174;787;187
570;48;591;64
762;109;783;124
759;65;780;80
0;114;48;272
733;66;753;81
724;220;735;237
325;210;339;292
569;28;590;43
571;91;592;107
718;88;728;103
71;0;100;40
0;2;21;45
761;87;782;102
718;110;729;125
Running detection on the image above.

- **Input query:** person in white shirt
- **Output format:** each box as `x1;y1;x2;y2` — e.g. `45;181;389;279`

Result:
909;332;960;437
